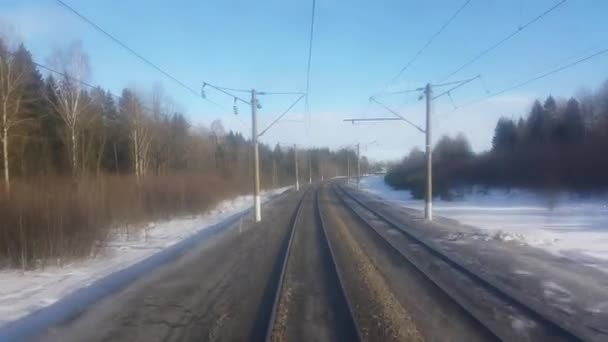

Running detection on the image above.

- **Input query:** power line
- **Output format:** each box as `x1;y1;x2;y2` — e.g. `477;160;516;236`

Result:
375;76;480;99
304;0;316;98
387;0;472;86
54;0;216;105
304;0;317;130
36;61;234;115
34;61;163;113
440;0;568;82
258;94;306;137
34;62;100;91
432;75;480;99
457;47;608;109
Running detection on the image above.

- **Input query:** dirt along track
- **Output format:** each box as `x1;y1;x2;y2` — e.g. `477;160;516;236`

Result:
32;179;592;342
335;183;588;342
266;185;359;342
39;188;307;342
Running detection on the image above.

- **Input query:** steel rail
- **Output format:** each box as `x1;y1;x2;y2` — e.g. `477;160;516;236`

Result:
315;185;363;341
263;187;311;342
334;184;586;342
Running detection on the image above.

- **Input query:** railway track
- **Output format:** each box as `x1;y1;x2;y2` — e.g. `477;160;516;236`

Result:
262;186;361;342
334;184;588;342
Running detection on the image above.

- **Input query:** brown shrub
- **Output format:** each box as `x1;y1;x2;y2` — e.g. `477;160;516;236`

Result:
0;174;241;269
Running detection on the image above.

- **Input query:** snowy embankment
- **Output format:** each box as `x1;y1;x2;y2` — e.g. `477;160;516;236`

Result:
359;176;608;272
0;186;290;328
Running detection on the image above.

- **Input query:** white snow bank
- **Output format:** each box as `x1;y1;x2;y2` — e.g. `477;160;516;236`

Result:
0;186;290;327
358;176;608;271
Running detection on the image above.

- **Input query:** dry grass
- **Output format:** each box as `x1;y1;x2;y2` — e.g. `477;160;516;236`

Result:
0;174;241;269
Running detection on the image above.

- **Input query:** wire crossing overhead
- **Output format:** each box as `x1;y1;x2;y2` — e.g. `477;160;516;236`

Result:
304;0;317;125
35;62;100;92
387;0;472;87
259;94;306;137
305;0;317;99
375;76;483;100
35;61;155;112
440;0;568;82
368;97;425;133
456;46;608;109
56;0;216;101
432;75;480;100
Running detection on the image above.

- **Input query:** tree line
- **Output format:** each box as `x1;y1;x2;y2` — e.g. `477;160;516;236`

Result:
0;38;363;187
386;80;608;199
0;36;360;268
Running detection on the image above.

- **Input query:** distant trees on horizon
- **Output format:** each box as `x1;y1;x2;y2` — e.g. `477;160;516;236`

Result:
0;34;364;268
386;81;608;198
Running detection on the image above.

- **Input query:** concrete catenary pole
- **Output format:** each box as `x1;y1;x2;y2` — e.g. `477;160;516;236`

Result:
424;83;433;221
356;143;361;188
308;153;312;185
272;158;277;188
294;144;299;191
251;89;261;222
347;155;350;180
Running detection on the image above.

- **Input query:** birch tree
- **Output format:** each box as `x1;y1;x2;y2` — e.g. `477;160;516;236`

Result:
48;41;90;175
0;38;27;193
120;89;151;180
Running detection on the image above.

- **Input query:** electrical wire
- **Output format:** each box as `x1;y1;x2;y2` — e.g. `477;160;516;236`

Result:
440;0;568;82
36;61;232;114
304;0;317;130
35;62;100;91
35;61;163;112
258;94;306;137
54;0;220;107
432;75;480;99
389;0;472;85
457;47;608;109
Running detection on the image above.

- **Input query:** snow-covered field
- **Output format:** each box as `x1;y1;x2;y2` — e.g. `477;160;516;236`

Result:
0;187;290;328
358;176;608;271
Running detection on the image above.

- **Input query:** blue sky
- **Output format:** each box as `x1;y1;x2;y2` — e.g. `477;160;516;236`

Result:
1;0;607;160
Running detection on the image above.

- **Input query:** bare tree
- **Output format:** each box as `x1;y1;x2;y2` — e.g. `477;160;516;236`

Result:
123;90;151;180
210;119;225;145
0;38;27;193
48;41;90;175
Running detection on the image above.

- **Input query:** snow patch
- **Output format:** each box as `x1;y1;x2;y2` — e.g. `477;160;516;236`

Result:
0;186;290;328
358;176;608;273
542;281;573;303
510;315;537;333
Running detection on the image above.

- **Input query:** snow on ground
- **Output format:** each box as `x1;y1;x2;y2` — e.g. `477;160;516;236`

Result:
358;176;608;271
0;186;290;327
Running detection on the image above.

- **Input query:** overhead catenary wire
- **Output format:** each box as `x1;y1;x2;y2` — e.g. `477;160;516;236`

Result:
35;62;101;92
432;75;480;99
376;76;481;99
440;0;568;82
368;98;425;133
36;61;238;116
36;61;155;110
258;94;306;137
456;47;608;109
54;0;231;110
304;0;317;111
202;82;251;105
57;0;311;133
387;0;472;87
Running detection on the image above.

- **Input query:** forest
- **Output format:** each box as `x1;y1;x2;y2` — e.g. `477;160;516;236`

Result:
0;37;362;268
386;80;608;199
